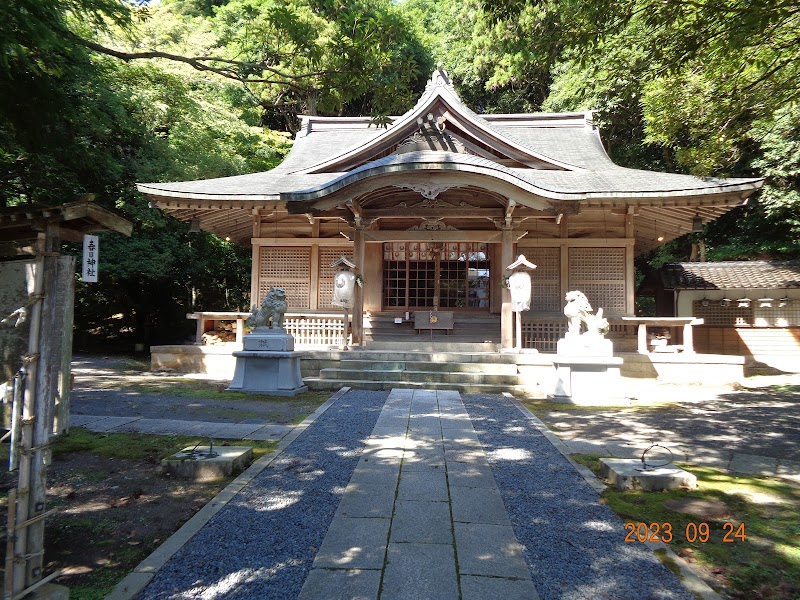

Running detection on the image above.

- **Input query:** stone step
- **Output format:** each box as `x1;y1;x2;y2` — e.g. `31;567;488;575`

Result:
318;368;521;385
359;340;501;352
304;377;540;397
336;359;519;375
341;350;550;366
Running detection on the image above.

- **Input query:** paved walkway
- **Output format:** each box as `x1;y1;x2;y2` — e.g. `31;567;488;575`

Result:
69;414;294;441
70;410;800;485
298;388;539;600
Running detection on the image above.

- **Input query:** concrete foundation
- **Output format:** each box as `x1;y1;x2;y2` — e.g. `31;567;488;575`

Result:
161;446;253;481
600;458;698;491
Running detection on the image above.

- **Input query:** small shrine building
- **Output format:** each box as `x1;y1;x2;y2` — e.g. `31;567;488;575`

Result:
138;68;762;351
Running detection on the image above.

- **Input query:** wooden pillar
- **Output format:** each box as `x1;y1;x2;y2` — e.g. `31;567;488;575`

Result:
250;209;262;307
625;207;635;315
309;219;320;310
501;227;513;349
352;225;366;345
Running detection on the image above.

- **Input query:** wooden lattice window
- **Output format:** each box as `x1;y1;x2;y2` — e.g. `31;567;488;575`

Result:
568;248;626;314
525;247;560;313
382;242;489;310
258;247;311;309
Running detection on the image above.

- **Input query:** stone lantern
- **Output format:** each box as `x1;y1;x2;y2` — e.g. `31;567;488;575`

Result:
331;256;357;350
506;254;537;351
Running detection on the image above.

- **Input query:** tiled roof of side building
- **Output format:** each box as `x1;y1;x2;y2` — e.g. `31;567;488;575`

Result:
662;261;800;290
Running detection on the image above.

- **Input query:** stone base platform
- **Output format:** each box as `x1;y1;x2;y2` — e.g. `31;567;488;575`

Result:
228;349;308;396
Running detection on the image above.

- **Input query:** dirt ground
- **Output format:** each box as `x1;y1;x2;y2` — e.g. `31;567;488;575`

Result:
0;355;323;599
0;440;227;598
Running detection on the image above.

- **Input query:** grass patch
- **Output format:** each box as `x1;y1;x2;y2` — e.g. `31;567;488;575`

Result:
106;378;330;405
49;428;277;461
575;454;800;599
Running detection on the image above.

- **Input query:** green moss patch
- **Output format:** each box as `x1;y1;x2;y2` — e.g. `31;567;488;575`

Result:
576;455;800;599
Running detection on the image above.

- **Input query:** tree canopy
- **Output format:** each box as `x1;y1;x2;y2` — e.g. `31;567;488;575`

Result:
2;0;798;347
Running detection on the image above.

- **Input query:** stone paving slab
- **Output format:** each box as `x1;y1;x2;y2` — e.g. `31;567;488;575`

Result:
446;461;497;489
454;522;531;579
728;453;778;475
82;416;142;432
349;461;401;485
298;568;381;600
187;422;264;438
397;468;448;501
312;517;390;570
335;482;397;519
381;542;458;600
244;424;293;440
450;485;511;525
114;418;208;435
390;500;452;544
461;574;541;600
69;414;107;427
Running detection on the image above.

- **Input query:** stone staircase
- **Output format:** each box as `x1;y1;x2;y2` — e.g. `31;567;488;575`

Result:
302;348;554;398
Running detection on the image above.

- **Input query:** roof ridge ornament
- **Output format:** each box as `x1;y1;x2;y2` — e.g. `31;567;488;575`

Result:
425;63;458;97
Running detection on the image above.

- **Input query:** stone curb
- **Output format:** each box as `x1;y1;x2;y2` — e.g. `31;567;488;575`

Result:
502;393;723;600
106;387;351;600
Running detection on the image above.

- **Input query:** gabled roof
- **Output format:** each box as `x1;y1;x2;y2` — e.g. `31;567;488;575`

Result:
661;261;800;290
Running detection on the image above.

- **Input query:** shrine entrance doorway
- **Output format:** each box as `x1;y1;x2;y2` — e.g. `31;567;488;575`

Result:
382;242;490;311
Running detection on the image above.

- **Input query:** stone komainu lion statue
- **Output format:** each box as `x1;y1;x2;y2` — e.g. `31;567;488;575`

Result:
564;290;609;337
247;287;289;329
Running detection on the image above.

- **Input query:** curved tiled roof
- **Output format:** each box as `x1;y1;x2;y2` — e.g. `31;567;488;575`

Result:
137;68;762;205
662;261;800;290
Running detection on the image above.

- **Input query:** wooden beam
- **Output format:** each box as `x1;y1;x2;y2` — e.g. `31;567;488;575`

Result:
517;238;635;248
363;207;503;219
363;230;503;243
251;237;354;246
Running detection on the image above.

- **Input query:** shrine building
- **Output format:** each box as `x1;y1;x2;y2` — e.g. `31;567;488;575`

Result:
138;68;762;357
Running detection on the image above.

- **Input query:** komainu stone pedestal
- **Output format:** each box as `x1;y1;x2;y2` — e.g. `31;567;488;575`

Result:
227;328;307;396
550;337;624;405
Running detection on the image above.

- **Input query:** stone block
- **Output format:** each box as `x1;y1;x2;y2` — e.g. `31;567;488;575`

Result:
600;458;697;491
160;446;253;481
243;330;294;351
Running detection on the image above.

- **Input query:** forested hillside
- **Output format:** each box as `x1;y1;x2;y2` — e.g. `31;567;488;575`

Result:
2;0;798;346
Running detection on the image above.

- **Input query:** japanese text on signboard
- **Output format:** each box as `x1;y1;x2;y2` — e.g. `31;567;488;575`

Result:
82;235;98;282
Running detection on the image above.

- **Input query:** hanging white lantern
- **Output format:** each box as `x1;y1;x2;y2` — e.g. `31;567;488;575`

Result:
757;297;774;308
331;256;357;309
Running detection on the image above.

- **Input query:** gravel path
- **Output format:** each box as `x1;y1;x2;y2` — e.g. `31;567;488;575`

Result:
463;393;694;600
135;389;696;600
136;389;388;600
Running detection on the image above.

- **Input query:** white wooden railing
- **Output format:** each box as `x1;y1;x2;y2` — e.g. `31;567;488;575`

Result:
188;311;349;348
284;315;350;347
